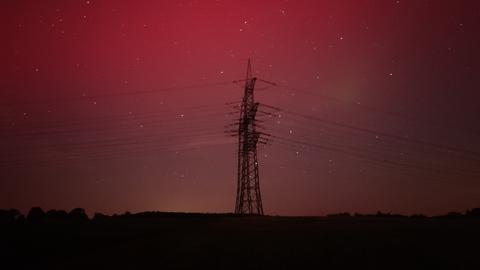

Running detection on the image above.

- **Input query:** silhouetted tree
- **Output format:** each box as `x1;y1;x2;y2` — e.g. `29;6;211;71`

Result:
443;211;463;219
327;212;351;217
376;211;389;217
0;209;21;224
46;209;69;221
16;214;26;224
120;211;133;219
92;212;110;222
466;208;480;217
69;208;89;222
27;207;46;223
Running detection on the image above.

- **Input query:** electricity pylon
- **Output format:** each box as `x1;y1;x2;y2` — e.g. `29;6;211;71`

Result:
226;60;277;215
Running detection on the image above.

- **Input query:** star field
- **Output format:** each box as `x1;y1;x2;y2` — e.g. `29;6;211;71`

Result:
1;0;480;216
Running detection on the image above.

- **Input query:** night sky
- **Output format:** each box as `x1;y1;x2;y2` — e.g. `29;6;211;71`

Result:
2;0;480;216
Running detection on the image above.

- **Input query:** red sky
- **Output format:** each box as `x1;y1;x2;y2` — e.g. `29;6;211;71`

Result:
2;0;480;216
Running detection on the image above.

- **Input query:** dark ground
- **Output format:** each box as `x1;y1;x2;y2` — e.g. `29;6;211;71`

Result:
1;210;480;269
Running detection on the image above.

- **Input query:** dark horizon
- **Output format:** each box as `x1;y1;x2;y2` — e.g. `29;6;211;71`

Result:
4;206;480;220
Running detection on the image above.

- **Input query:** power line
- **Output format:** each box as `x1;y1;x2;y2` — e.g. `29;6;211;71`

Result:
267;116;480;164
269;141;480;192
274;83;480;137
274;130;480;176
7;111;232;138
271;134;480;180
1;140;236;168
0;101;237;130
272;107;480;159
0;81;235;107
2;127;231;163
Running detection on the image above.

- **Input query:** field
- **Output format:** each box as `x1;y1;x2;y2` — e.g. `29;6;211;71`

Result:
2;212;480;269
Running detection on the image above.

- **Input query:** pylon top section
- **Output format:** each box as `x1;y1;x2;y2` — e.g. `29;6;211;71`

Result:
246;58;253;80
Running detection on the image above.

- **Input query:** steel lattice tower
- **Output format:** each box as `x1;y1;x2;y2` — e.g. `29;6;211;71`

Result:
235;60;264;215
226;60;277;215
